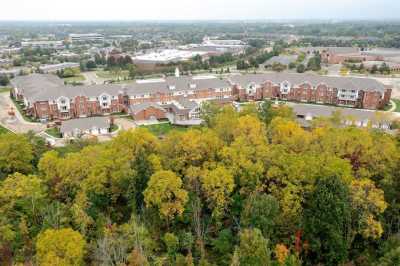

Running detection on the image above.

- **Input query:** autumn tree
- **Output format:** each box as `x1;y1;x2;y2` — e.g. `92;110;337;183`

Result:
144;170;188;223
201;166;235;219
36;228;86;266
0;133;33;178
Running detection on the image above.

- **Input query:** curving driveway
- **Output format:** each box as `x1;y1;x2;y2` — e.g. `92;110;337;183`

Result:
0;92;45;133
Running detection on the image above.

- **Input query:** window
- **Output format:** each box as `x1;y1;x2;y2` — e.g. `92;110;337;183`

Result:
61;100;66;104
102;96;107;101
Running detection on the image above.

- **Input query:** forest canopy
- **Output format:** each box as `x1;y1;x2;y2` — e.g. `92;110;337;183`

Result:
1;101;400;265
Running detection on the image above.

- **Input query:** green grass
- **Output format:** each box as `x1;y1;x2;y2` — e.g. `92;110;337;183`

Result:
45;127;62;138
392;99;400;113
0;87;11;93
96;70;129;79
11;97;38;122
384;102;393;111
140;123;188;136
63;75;86;84
0;125;11;135
110;124;119;132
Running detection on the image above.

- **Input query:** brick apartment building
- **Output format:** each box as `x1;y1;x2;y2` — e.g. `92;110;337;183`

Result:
300;47;384;64
11;74;231;121
229;73;391;110
11;72;391;121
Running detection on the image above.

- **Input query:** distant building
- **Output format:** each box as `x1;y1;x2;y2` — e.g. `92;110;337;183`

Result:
361;61;400;72
39;62;80;74
21;40;64;49
133;49;207;64
319;47;383;64
69;33;104;43
202;36;246;47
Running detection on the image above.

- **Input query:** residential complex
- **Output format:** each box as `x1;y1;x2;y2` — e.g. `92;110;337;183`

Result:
11;72;391;122
230;73;391;110
11;73;231;122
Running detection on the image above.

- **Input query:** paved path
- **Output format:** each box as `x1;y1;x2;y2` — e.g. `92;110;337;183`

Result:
114;117;137;131
82;71;107;85
387;99;397;113
0;92;45;133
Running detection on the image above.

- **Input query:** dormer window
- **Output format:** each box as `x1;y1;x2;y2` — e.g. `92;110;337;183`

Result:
280;81;291;94
189;83;197;89
169;85;176;90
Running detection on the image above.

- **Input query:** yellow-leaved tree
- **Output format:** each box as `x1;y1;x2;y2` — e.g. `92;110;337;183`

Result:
36;228;86;266
144;170;188;223
201;166;235;219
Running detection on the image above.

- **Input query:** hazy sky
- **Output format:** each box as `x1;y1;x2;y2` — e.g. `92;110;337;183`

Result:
1;0;399;21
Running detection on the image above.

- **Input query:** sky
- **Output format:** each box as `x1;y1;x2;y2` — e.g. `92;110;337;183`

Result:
1;0;399;21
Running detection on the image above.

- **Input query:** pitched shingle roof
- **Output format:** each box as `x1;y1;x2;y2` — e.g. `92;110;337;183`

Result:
228;73;386;93
60;116;110;134
12;74;231;103
129;102;166;115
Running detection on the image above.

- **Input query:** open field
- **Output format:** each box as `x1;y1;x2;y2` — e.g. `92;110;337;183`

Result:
139;123;189;136
63;75;86;84
96;70;129;79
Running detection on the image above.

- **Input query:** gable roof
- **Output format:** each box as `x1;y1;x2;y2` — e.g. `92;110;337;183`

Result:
12;74;230;103
129;102;166;115
228;73;386;93
60;116;110;134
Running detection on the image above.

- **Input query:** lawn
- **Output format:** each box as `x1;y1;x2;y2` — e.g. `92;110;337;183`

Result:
96;70;129;79
11;97;38;122
0;87;11;93
139;123;188;136
110;124;119;132
392;99;400;113
0;125;11;135
45;127;62;138
63;75;86;84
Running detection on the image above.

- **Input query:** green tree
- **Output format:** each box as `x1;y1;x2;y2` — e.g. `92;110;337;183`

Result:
235;228;271;266
296;63;306;73
303;175;352;266
241;193;280;239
